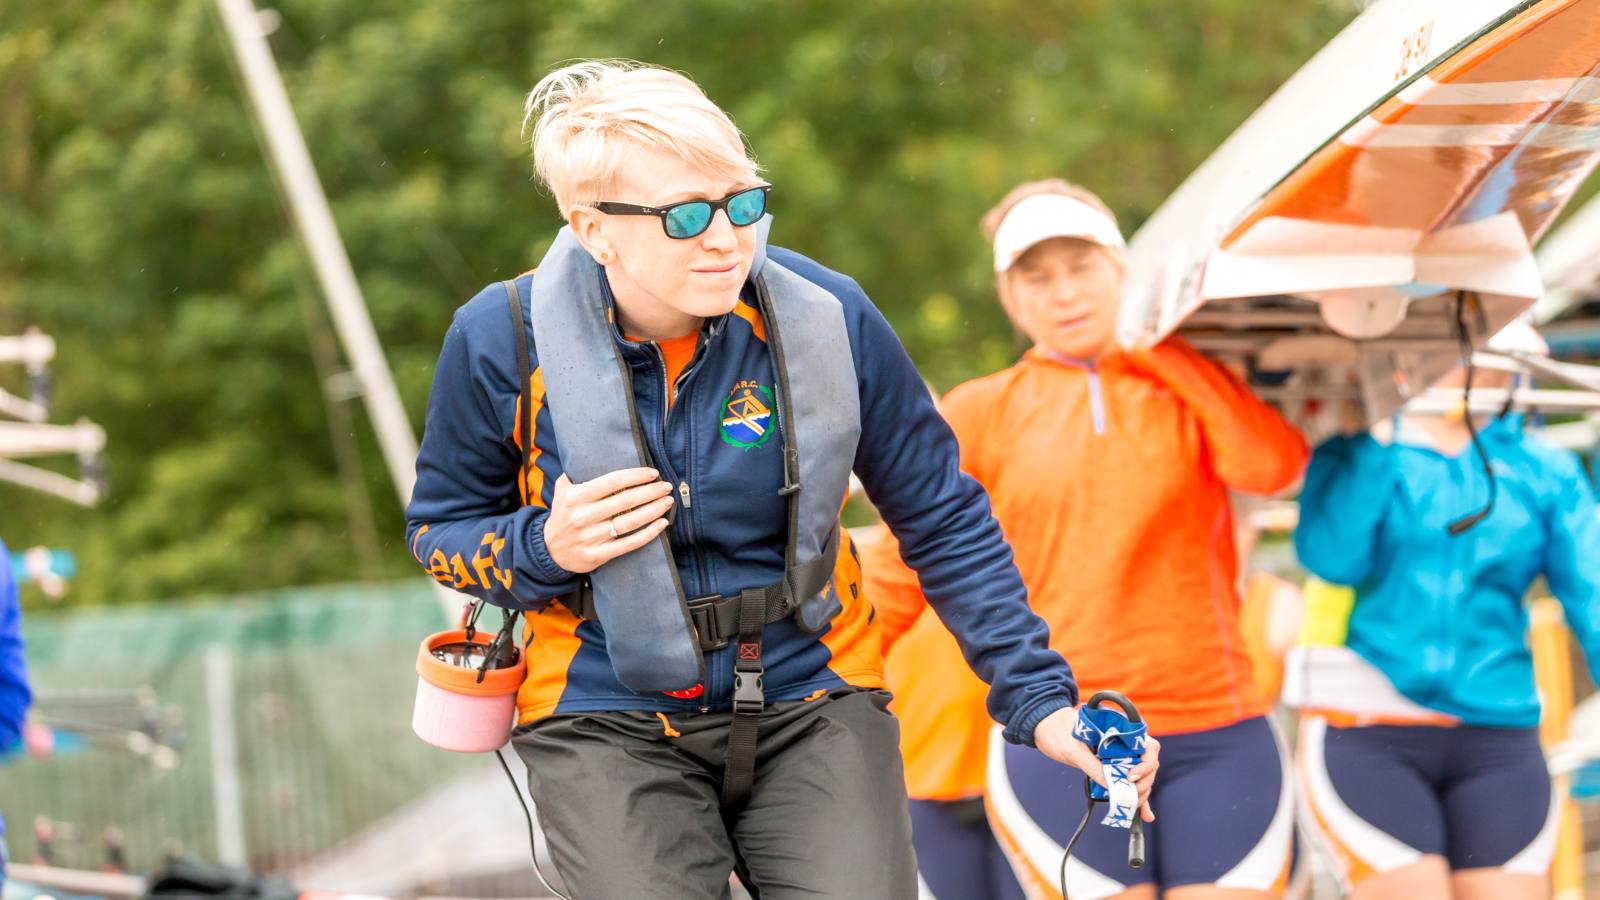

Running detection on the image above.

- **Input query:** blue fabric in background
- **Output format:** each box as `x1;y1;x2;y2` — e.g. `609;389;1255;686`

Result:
1295;420;1600;727
0;536;33;844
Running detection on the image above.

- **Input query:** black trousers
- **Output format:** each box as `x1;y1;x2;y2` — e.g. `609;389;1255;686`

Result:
511;688;918;899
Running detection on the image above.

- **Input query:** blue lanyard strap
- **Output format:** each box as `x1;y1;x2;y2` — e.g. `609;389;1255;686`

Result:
1073;704;1147;826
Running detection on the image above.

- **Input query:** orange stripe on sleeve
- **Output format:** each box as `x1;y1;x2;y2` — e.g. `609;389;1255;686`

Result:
410;524;430;563
512;367;548;508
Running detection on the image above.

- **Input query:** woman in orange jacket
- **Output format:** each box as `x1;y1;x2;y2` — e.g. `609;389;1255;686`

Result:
863;179;1309;900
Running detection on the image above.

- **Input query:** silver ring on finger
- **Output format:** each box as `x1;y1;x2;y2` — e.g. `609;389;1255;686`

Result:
608;518;619;540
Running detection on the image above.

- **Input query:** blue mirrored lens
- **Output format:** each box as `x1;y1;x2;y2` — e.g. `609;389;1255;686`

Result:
726;188;767;226
664;202;713;238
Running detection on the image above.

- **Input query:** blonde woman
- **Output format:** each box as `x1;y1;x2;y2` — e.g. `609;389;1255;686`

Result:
404;63;1155;898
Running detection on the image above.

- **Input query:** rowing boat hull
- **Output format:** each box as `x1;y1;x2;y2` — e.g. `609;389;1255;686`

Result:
1123;0;1600;436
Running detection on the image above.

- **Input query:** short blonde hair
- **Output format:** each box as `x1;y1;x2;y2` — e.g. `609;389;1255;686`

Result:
524;60;761;215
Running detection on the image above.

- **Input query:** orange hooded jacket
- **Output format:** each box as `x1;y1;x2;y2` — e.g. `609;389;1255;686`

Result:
863;338;1308;800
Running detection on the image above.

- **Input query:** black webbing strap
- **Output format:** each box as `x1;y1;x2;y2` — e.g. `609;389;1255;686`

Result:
558;524;839;651
468;279;531;641
721;584;775;809
502;281;535;501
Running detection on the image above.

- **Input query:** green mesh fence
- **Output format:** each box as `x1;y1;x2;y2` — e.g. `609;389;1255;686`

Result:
2;580;486;876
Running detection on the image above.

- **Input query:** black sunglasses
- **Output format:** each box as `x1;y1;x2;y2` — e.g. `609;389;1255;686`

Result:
593;184;771;239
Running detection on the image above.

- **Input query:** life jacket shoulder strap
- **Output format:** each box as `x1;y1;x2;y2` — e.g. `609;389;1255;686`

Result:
503;280;534;488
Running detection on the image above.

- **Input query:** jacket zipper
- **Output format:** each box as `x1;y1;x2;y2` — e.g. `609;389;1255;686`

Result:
1087;369;1107;436
1437;461;1466;697
661;345;706;561
1040;349;1107;437
676;344;716;609
649;340;715;611
647;344;697;545
675;341;723;713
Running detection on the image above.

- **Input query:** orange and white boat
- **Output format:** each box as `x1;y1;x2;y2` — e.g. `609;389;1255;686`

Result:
1533;186;1600;327
1122;0;1600;438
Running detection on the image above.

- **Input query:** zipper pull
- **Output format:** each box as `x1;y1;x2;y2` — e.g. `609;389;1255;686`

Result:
678;481;692;509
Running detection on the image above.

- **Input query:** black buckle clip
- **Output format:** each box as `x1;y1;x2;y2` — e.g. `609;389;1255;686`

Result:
733;669;765;715
686;595;728;652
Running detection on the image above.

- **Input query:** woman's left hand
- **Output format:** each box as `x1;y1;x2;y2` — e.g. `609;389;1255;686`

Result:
1032;706;1159;823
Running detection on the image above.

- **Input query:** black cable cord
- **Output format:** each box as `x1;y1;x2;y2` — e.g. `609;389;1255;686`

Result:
497;746;572;900
1060;691;1148;900
1495;375;1518;422
1446;292;1497;536
1058;781;1146;900
463;599;486;642
1060;792;1096;900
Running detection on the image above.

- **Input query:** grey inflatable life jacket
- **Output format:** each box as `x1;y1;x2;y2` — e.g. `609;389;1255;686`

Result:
526;220;861;693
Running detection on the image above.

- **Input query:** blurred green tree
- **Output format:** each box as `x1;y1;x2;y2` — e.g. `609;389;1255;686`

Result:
0;0;1353;606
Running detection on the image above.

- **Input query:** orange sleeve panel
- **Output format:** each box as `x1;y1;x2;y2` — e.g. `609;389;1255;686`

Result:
730;298;767;342
818;528;887;689
510;367;549;508
516;603;586;725
1239;571;1290;703
1126;337;1310;494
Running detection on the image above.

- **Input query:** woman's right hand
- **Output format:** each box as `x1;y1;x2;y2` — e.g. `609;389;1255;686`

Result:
543;467;676;574
1034;707;1159;823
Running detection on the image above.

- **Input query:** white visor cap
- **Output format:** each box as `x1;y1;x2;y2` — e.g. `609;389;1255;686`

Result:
992;193;1126;272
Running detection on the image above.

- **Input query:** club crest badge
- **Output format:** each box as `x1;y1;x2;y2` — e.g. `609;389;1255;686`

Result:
721;381;774;449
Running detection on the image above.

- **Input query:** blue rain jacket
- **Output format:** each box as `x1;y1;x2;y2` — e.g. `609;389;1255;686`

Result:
1294;417;1600;727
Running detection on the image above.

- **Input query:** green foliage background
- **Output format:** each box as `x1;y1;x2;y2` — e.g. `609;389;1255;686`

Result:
0;1;1356;607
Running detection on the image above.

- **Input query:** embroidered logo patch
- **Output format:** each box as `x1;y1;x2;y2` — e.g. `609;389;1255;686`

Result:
720;381;774;449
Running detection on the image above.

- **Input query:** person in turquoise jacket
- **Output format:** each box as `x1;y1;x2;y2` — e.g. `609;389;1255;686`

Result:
1292;320;1600;900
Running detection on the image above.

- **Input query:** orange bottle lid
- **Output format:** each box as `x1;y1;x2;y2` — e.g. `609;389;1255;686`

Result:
415;628;527;697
